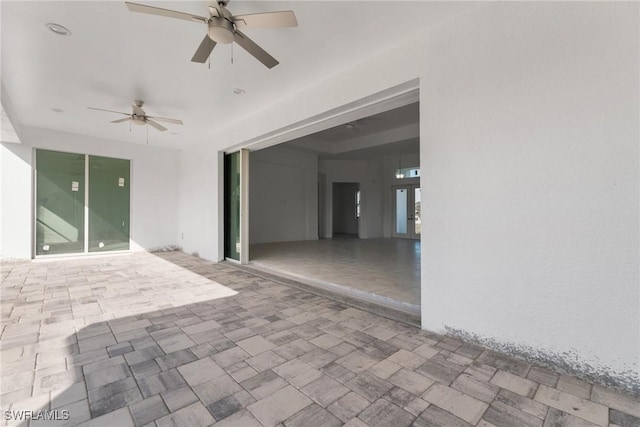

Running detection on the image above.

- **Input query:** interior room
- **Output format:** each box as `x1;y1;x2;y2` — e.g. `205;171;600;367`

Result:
248;102;422;313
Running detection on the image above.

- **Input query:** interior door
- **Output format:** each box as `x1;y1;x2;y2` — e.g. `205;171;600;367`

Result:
392;185;421;239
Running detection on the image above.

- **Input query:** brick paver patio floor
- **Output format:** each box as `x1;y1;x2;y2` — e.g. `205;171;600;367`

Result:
1;251;638;426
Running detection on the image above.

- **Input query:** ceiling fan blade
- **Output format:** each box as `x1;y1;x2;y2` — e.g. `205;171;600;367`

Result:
234;30;278;69
146;119;167;132
125;2;207;23
233;11;297;29
147;116;183;125
191;34;216;63
111;117;132;124
88;107;130;115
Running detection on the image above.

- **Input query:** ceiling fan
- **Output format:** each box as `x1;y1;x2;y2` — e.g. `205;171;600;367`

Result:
125;1;298;69
88;100;183;132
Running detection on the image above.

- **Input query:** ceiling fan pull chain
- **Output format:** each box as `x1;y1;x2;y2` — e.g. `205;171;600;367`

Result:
231;42;234;64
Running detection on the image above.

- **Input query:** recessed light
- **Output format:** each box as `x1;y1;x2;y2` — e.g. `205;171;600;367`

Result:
345;123;355;129
51;108;65;113
45;23;71;36
233;88;246;95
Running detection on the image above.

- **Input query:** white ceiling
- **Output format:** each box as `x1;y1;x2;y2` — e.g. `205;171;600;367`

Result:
1;1;474;149
286;101;419;157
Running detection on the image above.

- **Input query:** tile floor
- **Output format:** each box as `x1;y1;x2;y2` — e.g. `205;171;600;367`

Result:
1;251;638;427
250;237;421;305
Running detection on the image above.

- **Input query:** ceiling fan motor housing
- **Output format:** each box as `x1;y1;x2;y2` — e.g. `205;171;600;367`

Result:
132;114;146;125
208;17;235;44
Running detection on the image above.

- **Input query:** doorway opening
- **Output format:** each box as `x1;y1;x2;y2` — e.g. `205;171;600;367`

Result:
332;182;360;238
392;185;421;240
245;101;420;311
229;85;421;321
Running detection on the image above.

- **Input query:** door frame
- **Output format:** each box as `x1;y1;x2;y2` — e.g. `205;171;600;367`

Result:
33;148;132;258
223;149;250;264
392;184;420;240
331;182;361;238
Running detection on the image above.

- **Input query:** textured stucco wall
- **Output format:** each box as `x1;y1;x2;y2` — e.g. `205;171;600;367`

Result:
420;2;639;393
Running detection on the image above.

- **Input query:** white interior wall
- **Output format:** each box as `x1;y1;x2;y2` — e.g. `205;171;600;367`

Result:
177;144;220;260
364;159;384;238
177;2;639;391
249;145;318;244
0;126;179;258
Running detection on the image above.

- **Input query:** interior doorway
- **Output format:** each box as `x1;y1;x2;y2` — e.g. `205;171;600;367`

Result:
392;185;421;239
332;182;360;237
244;91;421;319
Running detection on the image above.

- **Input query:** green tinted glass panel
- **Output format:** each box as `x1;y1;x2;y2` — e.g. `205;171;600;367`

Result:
88;155;130;252
36;150;86;255
224;152;240;260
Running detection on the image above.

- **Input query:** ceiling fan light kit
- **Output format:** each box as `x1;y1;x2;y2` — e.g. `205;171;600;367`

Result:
208;17;235;44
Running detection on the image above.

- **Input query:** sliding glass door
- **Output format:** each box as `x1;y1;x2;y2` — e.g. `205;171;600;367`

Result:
35;149;130;256
88;155;130;252
224;152;241;261
35;150;86;255
224;149;249;263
